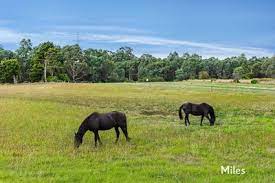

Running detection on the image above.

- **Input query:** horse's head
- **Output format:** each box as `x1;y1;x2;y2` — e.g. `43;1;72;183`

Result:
210;115;216;126
74;132;83;148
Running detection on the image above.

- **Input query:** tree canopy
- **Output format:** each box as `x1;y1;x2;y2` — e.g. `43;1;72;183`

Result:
0;39;274;83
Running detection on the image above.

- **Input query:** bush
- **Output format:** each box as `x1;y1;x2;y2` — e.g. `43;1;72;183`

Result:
47;74;70;82
0;59;20;83
47;76;60;82
57;74;70;82
251;79;258;84
199;71;209;79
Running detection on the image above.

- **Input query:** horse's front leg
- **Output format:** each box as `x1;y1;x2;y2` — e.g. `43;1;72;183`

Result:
120;126;131;141
206;115;212;126
200;116;204;126
115;127;120;143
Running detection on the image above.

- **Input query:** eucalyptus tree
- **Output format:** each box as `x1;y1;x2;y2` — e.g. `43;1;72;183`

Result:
62;44;89;82
16;39;32;81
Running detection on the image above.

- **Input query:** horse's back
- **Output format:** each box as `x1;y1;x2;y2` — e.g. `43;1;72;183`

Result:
182;102;208;115
200;103;213;109
89;111;126;121
110;111;126;120
181;102;192;109
109;111;127;126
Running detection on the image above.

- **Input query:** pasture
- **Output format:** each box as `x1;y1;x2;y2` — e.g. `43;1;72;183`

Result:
0;81;274;182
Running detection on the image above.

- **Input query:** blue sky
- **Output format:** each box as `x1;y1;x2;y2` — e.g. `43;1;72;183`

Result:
0;0;275;58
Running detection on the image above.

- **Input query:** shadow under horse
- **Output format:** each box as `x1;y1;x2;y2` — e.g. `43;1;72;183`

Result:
74;111;131;148
179;102;216;126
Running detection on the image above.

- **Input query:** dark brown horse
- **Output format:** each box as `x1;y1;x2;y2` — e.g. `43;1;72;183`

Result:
179;102;216;126
74;111;131;148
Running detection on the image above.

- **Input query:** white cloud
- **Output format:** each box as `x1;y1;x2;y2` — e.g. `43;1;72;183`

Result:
0;27;273;58
79;33;274;57
0;28;23;43
55;25;150;34
0;28;73;46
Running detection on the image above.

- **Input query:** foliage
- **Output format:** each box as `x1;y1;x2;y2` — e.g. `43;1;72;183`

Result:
265;57;275;78
251;79;258;84
29;42;58;82
15;39;32;81
233;66;244;80
0;39;275;83
198;71;210;79
0;59;20;83
62;45;89;82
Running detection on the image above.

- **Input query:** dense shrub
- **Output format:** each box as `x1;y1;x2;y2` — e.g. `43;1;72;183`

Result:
251;79;258;84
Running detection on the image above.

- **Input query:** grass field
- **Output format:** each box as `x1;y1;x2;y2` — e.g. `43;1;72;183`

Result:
0;81;274;182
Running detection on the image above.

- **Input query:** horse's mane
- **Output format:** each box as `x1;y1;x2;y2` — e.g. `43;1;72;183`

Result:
90;112;100;116
81;112;100;124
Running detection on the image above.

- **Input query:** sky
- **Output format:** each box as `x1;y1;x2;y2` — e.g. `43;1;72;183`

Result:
0;0;275;58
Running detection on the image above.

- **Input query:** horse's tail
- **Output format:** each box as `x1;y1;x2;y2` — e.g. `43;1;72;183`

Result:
178;105;184;120
122;112;127;125
116;112;127;126
209;106;216;124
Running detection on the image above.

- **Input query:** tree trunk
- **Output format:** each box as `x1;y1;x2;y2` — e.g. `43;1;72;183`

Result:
13;75;17;84
44;60;47;82
72;62;76;82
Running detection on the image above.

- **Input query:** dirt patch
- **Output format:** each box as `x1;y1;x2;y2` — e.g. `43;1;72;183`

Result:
267;148;275;153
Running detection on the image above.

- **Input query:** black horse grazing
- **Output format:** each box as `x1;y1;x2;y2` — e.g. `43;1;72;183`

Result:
74;111;130;148
179;102;216;126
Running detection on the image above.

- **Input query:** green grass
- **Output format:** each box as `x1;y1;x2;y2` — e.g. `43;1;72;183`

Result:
0;81;274;182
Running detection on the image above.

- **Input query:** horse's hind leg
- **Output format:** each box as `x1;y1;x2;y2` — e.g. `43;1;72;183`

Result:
94;131;102;147
185;114;190;126
97;132;102;145
120;126;130;141
184;114;188;126
200;116;204;126
115;127;120;143
93;131;98;147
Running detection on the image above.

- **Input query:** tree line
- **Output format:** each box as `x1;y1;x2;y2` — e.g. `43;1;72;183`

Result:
0;39;274;83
